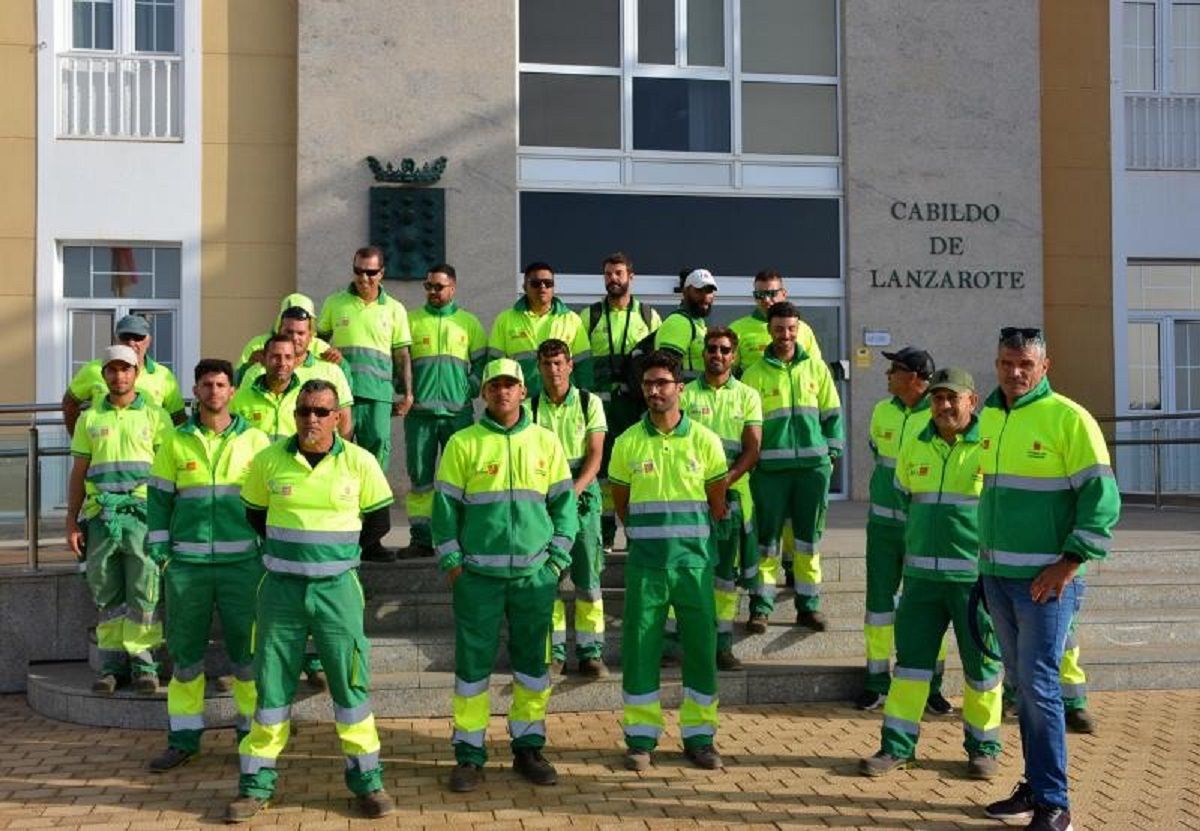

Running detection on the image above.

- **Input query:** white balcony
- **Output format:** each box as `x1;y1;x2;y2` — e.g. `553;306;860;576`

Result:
1126;94;1200;170
58;53;182;140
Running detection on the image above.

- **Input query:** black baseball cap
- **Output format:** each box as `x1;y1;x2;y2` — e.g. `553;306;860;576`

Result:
882;347;935;379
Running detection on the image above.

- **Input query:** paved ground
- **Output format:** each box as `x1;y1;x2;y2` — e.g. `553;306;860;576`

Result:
0;690;1197;830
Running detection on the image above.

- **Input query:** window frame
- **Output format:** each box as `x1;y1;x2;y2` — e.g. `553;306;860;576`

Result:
1122;0;1200;94
64;0;179;57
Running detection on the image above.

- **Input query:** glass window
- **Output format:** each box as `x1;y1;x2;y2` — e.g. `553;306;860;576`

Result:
632;78;730;152
519;0;619;66
1174;320;1200;409
135;0;176;53
1124;1;1157;91
1128;321;1162;410
520;74;621;149
62;245;183;300
72;0;114;50
1172;2;1200;92
70;310;116;379
639;0;675;64
687;0;725;67
1128;262;1200;310
743;0;837;76
742;82;838;155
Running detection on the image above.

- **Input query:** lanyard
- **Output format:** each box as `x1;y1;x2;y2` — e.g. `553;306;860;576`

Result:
604;300;634;380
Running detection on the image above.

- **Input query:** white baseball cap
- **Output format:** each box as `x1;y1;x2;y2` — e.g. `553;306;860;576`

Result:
102;344;139;368
683;268;717;291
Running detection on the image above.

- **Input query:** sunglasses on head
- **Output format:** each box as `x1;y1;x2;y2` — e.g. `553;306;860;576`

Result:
353;266;382;277
752;288;782;300
296;406;334;418
527;278;554;289
999;326;1044;345
118;333;147;343
705;344;734;355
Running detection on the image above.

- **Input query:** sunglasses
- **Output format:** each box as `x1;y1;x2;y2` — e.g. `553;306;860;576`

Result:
705;344;734;355
752;288;782;300
353;266;382;277
296;406;334;418
1000;326;1043;340
423;281;452;292
527;278;554;290
118;333;147;343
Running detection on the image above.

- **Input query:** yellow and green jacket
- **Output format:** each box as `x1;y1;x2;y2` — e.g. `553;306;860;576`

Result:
147;414;270;564
531;386;607;476
235;334;333;385
978;377;1121;579
317;284;412;402
654;308;707;380
70;394;173;519
241;434;394;578
586;298;661;394
432;410;579;578
895;418;984;583
487;297;592;398
681;374;763;497
609;414;727;569
229;372;302;441
741;346;843;471
68;356;185;421
409;301;487;417
868;395;932;525
729;310;822;374
240;351;354;411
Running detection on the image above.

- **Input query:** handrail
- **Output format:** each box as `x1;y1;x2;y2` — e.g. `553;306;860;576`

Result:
1096;412;1200;423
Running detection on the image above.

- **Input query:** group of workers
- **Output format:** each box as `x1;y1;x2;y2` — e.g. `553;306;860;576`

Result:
60;247;1116;831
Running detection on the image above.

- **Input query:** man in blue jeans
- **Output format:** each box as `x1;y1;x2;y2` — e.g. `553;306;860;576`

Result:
977;327;1120;831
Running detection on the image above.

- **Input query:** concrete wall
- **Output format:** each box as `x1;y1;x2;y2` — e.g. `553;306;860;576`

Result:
842;0;1044;497
0;568;91;693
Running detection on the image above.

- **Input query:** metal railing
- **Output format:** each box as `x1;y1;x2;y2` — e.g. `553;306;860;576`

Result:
58;53;182;139
0;403;72;571
1126;94;1200;170
1099;412;1200;509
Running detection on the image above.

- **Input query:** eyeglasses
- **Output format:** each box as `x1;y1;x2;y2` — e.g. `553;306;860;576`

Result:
296;406;334;418
752;288;782;300
353;266;382;277
423;281;452;292
705;344;734;355
641;378;678;391
118;333;147;343
527;278;554;290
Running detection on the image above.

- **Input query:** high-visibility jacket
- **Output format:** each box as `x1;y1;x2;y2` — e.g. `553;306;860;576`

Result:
868;395;932;525
68;356;185;419
229;373;302;441
978;377;1120;579
317;284;412;402
487;297;592;398
241;434;394;578
236;291;332;383
740;346;843;471
147;414;270;564
236;336;333;385
729;311;822;373
681;374;762;517
70;394;173;518
895;418;984;583
240;350;354;410
531;386;607;475
586;298;661;393
432;411;578;578
654;309;707;380
609;414;727;569
409;301;487;417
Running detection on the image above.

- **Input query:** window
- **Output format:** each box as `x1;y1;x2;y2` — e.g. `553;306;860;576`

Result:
1124;1;1157;91
72;0;114;50
1126;262;1200;411
1172;1;1200;91
1122;0;1200;92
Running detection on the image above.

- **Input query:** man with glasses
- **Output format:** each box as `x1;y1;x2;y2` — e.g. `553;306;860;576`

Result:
729;269;822;373
402;263;486;559
488;261;592;399
63;314;186;435
979;327;1120;831
655;269;717;382
234;293;335;385
229;380;395;822
316;246;413;470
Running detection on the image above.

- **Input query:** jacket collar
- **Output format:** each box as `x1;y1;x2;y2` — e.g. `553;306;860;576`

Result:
640;411;692;438
98;392;146;412
984;376;1052;411
514;295;568;315
181;412;250;437
286;433;346;456
479;408;531;435
763;343;810;368
918;414;981;445
423;300;458;317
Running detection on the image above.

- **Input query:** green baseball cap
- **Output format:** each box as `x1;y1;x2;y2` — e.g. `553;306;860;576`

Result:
927;367;975;394
481;358;524;387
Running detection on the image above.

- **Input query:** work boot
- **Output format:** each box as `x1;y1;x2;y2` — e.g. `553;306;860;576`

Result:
925;691;953;716
512;748;558;785
549;659;565;677
577;657;610;679
684;744;724;770
745;614;768;634
854;690;886;711
148;746;195;773
448;762;484;792
397;543;434;560
92;673;118;695
362;545;397;563
356;789;396;818
132;672;159;695
858;751;910;777
984;780;1035;821
966;753;999;780
795;610;827;632
1026;805;1074;831
623;748;652;771
305;669;328;692
1065;707;1095;734
716;650;744;672
224;795;268;823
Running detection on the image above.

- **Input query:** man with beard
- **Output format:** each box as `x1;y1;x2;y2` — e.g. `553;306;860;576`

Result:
230;335;303;441
655;268;717;382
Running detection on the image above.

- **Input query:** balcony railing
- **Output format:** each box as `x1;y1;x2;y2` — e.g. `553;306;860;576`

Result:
58;53;182;140
1126;94;1200;170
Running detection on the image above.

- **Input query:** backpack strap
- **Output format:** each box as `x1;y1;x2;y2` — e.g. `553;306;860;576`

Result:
530;393;540;423
578;388;591;423
586;301;605;335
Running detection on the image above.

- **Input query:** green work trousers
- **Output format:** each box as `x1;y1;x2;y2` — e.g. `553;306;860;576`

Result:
451;565;559;766
1003;616;1087;712
599;394;643;548
238;570;381;800
880;577;1003;761
405;410;473;548
85;512;160;676
352;397;393;470
552;482;605;662
749;463;831;615
164;557;262;753
622;562;718;751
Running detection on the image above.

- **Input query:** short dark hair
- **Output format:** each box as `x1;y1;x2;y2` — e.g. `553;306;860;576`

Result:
766;301;801;323
754;268;783;284
523;261;554;279
537;338;571;362
279;306;313;324
194;358;234;385
602;252;633;271
265;334;295;351
640;350;682;383
704;326;739;349
353;245;385;266
427;263;457;280
298;379;338;400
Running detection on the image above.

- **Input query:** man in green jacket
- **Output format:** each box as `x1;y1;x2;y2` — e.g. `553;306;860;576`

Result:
655;268;717;382
433;358;579;793
978;327;1120;831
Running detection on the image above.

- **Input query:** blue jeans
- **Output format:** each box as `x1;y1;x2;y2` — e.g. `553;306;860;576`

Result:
982;575;1084;811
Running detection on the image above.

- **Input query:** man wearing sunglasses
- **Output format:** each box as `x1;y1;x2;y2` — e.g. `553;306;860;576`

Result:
234;293;335;386
63;314;186;435
316;246;413;470
978;327;1120;831
401;263;487;559
488;261;592;399
729;269;822;374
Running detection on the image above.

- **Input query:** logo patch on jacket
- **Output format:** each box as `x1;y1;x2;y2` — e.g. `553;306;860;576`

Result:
1027;441;1047;460
185;460;197;471
485;463;499;476
641;460;656;474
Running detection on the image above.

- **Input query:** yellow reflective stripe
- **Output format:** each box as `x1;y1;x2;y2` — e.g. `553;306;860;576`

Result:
574;597;605;635
336;713;382;768
167;674;206;723
123;620;162;656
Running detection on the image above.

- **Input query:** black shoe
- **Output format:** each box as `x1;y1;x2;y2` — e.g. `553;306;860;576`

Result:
92;673;118;695
577;658;610;678
512;748;558;785
362;545;397;563
224;795;268;823
1026;805;1074;831
1065;707;1095;734
795;610;827;632
925;691;953;716
716;650;744;672
683;744;724;770
854;690;886;711
1003;699;1018;718
448;762;484;792
132;672;159;695
148;746;195;773
985;780;1035;821
745;614;768;635
356;789;395;818
623;748;652;771
304;670;328;691
397;543;435;560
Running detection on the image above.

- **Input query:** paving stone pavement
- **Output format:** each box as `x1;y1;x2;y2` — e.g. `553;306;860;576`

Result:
0;690;1197;830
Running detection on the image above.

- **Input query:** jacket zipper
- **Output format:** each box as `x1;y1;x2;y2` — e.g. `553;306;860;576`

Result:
988;410;1013;563
933;438;957;572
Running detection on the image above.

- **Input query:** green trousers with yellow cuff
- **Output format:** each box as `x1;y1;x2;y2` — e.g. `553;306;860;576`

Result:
879;577;1003;762
85;509;161;677
452;565;559;766
552;483;605;662
405;411;473;549
623;562;719;751
749;464;831;615
352;397;393;470
164;558;261;754
238;570;382;800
